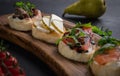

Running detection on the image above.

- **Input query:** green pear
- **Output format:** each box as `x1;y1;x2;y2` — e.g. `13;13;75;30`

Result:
63;0;106;18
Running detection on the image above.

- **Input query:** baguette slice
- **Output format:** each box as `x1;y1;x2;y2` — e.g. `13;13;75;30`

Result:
32;15;65;44
32;25;64;44
8;10;42;31
90;46;120;76
8;15;33;31
91;61;120;76
58;41;96;62
58;28;101;62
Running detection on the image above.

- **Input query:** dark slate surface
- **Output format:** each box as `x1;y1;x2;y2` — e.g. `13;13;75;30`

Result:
0;0;120;76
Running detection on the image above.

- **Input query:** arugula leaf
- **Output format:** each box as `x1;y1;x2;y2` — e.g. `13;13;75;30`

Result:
74;22;112;37
75;22;92;28
98;36;120;46
78;31;86;37
74;22;82;28
56;38;63;45
92;26;112;37
15;1;35;17
69;28;76;36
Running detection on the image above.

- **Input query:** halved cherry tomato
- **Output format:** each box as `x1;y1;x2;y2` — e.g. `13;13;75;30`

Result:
4;56;18;68
0;67;4;76
9;66;25;76
62;38;75;45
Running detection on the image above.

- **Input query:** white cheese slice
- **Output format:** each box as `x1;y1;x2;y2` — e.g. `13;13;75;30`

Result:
42;16;60;34
34;20;50;33
51;14;64;33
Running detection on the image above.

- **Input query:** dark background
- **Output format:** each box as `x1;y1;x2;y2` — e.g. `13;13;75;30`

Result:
0;0;120;76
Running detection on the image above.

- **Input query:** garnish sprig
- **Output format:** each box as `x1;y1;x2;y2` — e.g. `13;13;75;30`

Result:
15;1;35;17
75;22;112;37
92;26;112;37
98;36;120;46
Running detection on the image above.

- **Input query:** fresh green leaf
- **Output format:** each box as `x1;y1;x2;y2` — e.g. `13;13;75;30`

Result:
74;22;81;28
69;28;76;36
78;31;86;37
92;26;112;37
15;1;35;17
82;22;92;28
98;36;120;46
74;22;92;28
56;38;62;45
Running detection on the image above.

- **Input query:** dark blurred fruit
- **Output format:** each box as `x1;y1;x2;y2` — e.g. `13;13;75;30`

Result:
0;48;25;76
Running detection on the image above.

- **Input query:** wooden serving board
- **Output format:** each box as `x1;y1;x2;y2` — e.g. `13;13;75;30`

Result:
0;14;93;76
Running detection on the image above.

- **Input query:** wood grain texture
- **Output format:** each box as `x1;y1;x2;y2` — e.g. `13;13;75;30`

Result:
0;14;93;76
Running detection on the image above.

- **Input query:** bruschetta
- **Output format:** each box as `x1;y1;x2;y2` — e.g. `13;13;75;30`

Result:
90;43;120;76
8;1;42;31
89;34;120;76
32;14;66;44
58;26;100;62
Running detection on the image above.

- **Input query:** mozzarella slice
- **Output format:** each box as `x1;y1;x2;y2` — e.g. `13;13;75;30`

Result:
51;14;64;33
33;18;50;33
42;16;52;31
42;16;61;34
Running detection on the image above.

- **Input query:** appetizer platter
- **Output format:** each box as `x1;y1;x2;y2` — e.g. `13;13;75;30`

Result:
0;1;120;76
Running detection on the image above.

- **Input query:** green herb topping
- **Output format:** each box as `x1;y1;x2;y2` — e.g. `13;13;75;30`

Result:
15;1;35;17
92;26;112;37
75;22;92;28
75;22;112;37
98;36;120;46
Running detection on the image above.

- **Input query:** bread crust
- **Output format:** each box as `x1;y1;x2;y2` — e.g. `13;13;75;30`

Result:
32;26;64;44
8;15;33;31
58;41;96;62
32;10;42;22
90;61;120;76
